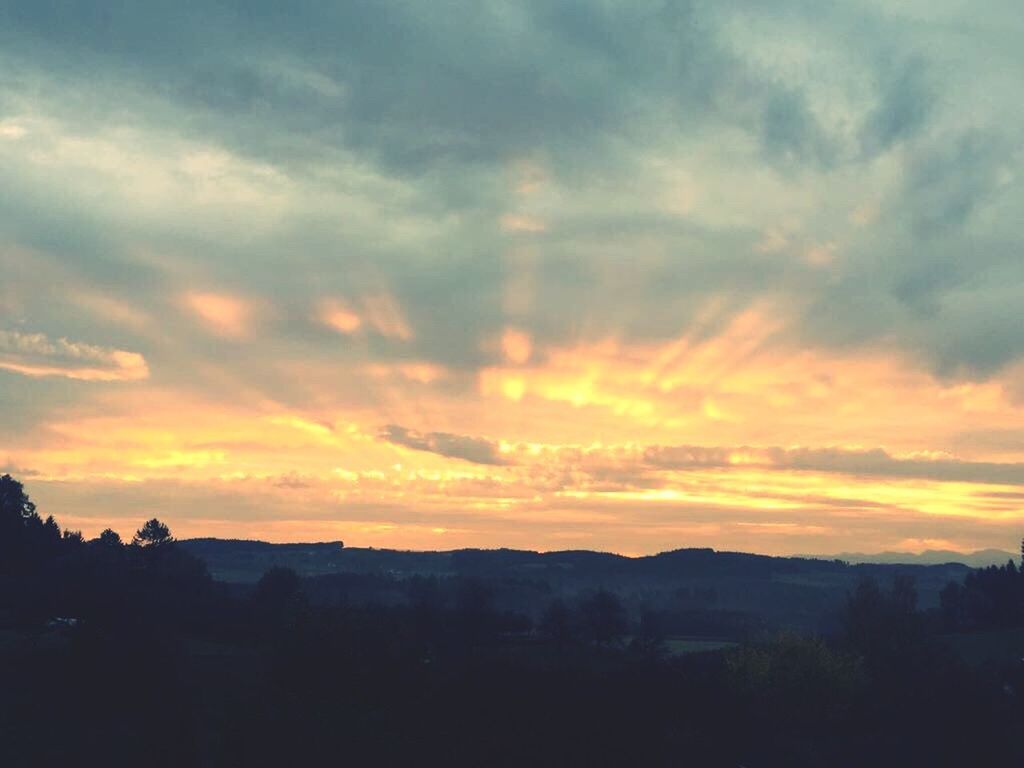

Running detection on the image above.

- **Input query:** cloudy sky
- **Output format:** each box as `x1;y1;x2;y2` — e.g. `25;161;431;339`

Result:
2;1;1023;555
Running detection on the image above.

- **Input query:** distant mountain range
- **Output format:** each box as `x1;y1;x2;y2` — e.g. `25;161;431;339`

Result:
818;549;1018;568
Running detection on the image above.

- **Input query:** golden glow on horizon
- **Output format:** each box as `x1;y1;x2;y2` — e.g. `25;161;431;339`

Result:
2;0;1023;565
6;316;1024;555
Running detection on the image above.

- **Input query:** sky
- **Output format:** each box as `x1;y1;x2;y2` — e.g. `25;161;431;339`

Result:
1;1;1023;556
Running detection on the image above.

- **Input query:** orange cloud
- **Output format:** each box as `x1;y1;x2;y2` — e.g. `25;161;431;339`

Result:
320;300;363;334
501;328;533;364
319;294;413;340
183;292;252;337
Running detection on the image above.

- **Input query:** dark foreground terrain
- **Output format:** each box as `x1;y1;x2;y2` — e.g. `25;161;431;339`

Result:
2;475;1023;767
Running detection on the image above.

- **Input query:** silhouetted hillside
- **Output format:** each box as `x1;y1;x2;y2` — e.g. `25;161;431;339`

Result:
179;539;971;634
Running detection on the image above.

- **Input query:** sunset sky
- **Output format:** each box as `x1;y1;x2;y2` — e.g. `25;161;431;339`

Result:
2;1;1023;555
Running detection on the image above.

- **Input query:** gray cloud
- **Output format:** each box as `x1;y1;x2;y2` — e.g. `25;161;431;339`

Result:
380;425;507;466
905;131;1008;236
0;0;1021;408
759;89;837;169
0;1;938;175
644;444;1024;486
860;57;933;157
0;461;39;478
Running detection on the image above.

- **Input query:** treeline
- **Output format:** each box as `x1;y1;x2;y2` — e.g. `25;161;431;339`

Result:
941;556;1024;631
1;474;1022;767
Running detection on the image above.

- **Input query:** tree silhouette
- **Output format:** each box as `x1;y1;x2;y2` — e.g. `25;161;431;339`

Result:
0;474;41;568
255;567;303;611
62;529;85;546
579;589;627;646
97;528;123;547
842;575;923;670
132;518;173;547
941;558;1024;630
633;609;667;657
0;475;75;572
454;577;496;646
540;598;575;651
0;473;36;522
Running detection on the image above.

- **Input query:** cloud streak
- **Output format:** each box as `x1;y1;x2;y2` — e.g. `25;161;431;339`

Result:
380;425;508;466
644;445;1024;487
0;330;148;382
